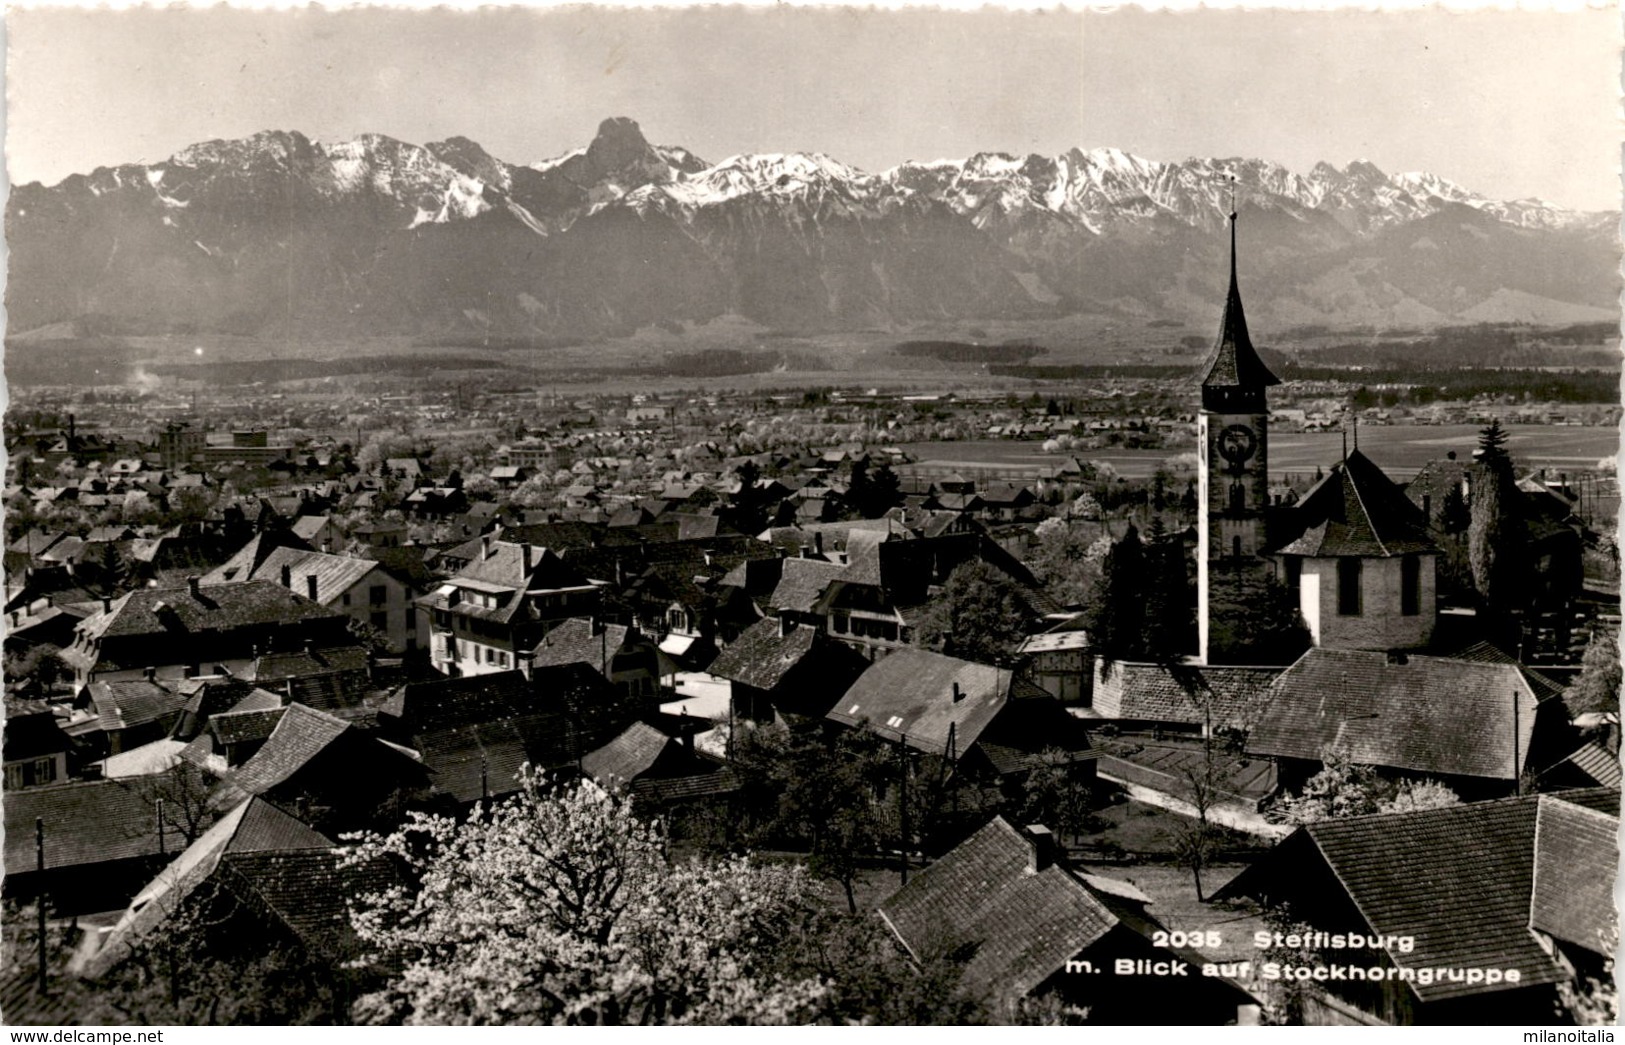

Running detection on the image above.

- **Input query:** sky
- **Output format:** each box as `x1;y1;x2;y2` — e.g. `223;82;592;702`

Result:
6;4;1620;211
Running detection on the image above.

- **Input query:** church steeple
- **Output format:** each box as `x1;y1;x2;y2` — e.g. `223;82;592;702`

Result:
1201;195;1280;409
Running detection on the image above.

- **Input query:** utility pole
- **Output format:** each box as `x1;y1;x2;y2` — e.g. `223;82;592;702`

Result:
1512;688;1522;796
898;733;909;886
35;818;47;994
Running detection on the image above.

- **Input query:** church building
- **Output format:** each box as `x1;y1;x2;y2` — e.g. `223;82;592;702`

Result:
1197;205;1440;664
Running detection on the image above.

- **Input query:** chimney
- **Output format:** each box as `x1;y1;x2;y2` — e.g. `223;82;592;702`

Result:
102;597;112;613
590;616;603;637
952;682;964;703
304;636;314;655
187;576;200;597
1386;650;1408;665
143;666;156;682
481;534;493;560
813;532;823;556
522;543;534;574
67;413;76;439
1024;824;1056;873
280;562;293;588
306;574;319;601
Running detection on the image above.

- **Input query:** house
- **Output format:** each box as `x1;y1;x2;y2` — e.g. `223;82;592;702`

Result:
216;703;430;836
1213;789;1618;1024
1246;647;1565;798
203;544;424;655
1016;629;1092;704
827;648;1080;761
707;616;870;723
528;618;672;702
59;580;354;691
2;698;72;790
879;816;1254;1022
579;721;741;812
4;778;190;912
1087;661;1282;735
74;796;334;979
417;539;600;677
1270;450;1440;653
375;665;621;806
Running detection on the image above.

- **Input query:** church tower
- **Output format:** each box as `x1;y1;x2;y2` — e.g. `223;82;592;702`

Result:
1197;201;1280;664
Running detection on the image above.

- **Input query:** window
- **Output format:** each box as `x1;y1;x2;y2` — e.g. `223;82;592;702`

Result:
31;758;56;785
1401;554;1421;616
4;764;22;791
1229;482;1246;514
341;593;351;607
371;611;388;632
370;585;388;606
1337;558;1363;616
1232;536;1243;559
1284;556;1302;592
485;647;497;665
832;612;849;635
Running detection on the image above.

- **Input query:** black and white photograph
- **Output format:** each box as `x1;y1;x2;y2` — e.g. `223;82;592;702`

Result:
0;0;1619;1028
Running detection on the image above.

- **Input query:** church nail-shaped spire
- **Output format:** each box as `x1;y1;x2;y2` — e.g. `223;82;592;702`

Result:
1201;183;1280;408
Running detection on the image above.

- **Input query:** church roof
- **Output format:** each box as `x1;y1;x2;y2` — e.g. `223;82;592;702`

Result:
1273;449;1437;558
1201;213;1280;391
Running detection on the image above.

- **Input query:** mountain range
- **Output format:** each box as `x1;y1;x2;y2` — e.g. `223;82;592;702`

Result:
7;116;1618;343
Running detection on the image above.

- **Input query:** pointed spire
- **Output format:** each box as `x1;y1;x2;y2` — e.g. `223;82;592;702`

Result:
1201;178;1280;403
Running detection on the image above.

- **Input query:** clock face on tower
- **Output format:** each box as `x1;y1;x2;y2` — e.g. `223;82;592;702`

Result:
1218;423;1258;468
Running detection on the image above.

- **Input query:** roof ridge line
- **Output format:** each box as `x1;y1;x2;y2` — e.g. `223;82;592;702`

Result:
1343;457;1389;558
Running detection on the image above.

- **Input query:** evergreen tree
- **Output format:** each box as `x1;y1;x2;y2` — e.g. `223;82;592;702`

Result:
1468;421;1529;616
1086;526;1147;664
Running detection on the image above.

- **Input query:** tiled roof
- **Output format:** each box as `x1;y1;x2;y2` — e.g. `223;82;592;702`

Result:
1529;796;1619;957
1544;742;1623;789
1448;641;1566;704
581;722;673;786
1274;450;1436;558
880;817;1117;1002
230;546;382;606
74;796;333;979
217;847;400;962
247;646;372;685
381;670;537;734
628;767;743;805
454;541;589;592
413;711;588;803
1091;662;1281;729
766;559;846;613
85;678;189;733
828;649;1010;756
5;779;186;874
1248;648;1540;781
530;618;634;676
209;707;289;748
75;581;345;642
201;531;315;584
224;703;350;797
1296;796;1591;1001
707;617;818;691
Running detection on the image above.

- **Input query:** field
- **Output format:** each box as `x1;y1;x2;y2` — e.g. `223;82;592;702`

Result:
897;425;1619;483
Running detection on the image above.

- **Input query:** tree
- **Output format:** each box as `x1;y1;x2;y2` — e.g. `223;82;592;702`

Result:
912;560;1030;667
1027;518;1110;608
1468;421;1529;617
1565;627;1621;719
1085;526;1146;665
731;727;890;914
1267;746;1459;824
347;771;829;1025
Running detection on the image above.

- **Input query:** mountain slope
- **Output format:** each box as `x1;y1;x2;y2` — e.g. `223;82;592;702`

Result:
6;117;1617;341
